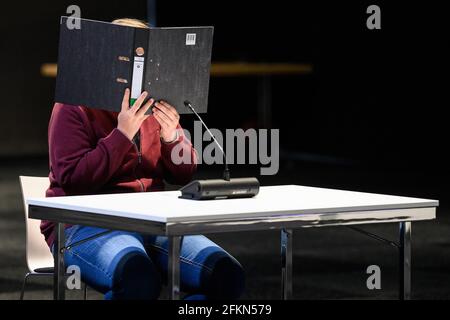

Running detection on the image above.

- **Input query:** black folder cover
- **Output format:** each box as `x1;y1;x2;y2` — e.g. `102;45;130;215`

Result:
55;17;214;114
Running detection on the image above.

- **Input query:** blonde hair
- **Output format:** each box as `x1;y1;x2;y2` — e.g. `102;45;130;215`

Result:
111;18;149;29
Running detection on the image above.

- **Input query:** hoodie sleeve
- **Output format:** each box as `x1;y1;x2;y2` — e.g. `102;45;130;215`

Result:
48;104;133;194
160;125;198;185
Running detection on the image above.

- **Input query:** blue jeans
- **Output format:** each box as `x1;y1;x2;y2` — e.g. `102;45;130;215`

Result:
53;225;245;300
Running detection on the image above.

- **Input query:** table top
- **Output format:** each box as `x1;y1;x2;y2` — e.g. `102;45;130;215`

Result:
28;185;438;224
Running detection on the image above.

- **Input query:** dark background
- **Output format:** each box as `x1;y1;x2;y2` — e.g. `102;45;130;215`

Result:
0;0;449;299
1;0;448;168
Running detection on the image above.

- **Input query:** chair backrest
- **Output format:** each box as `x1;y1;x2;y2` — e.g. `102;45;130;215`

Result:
19;176;53;272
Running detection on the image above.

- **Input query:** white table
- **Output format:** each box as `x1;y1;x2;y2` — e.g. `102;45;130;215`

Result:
27;185;438;300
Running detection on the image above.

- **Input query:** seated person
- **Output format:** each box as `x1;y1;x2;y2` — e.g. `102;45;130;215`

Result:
40;18;245;300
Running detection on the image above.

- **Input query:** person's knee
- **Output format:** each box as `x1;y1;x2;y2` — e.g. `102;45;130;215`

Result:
112;251;162;300
207;255;245;299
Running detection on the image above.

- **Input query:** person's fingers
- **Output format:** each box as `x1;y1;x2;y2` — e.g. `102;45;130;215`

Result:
154;104;177;122
157;101;179;120
130;91;148;113
153;113;169;130
121;88;130;111
154;103;176;122
154;107;174;125
136;98;154;118
154;109;171;127
160;101;180;119
153;110;171;128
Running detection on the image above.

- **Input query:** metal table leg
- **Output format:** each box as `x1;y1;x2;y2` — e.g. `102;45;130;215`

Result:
54;223;66;300
281;228;293;300
399;222;411;300
168;236;181;300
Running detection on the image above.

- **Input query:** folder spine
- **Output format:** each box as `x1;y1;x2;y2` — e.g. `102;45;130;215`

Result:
130;28;149;106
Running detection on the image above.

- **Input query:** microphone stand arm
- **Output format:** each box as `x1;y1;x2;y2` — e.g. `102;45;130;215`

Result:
185;102;230;181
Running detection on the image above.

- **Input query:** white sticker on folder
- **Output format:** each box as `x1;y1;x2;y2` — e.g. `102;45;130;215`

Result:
186;33;196;46
131;57;144;100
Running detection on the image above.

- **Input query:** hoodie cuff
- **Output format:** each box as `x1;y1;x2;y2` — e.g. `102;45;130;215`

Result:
105;128;134;155
160;130;179;144
161;132;185;156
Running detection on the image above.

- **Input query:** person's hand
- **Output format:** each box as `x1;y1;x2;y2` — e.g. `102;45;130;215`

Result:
153;101;180;143
117;89;154;141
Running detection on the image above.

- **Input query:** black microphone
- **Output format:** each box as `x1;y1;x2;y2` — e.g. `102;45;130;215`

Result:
179;100;260;200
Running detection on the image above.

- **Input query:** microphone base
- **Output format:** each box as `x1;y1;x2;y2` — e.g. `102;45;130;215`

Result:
179;177;260;200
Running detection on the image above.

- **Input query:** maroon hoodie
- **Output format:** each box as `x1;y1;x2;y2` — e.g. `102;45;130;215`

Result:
41;103;197;247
